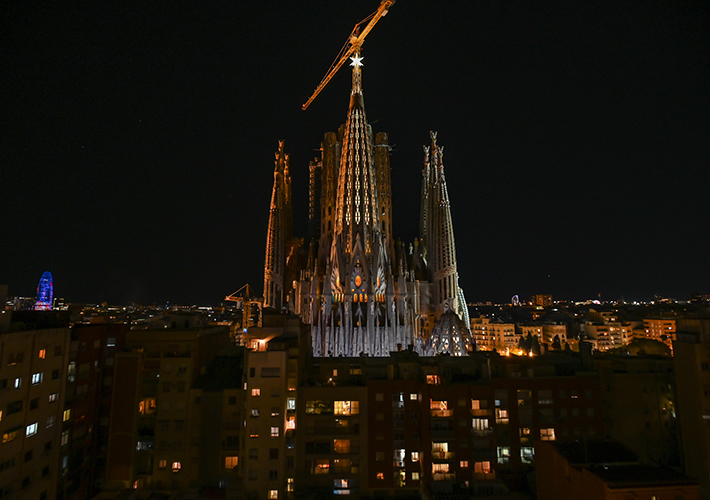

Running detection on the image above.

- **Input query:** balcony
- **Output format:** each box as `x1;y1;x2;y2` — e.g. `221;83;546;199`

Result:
431;452;454;460
432;472;456;481
472;429;493;438
430;409;453;418
471;408;492;417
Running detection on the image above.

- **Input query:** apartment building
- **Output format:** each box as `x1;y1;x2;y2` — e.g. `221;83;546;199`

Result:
104;326;230;491
0;326;71;500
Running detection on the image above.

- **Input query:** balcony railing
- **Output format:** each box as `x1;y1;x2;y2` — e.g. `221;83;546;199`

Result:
431;451;454;460
432;472;456;481
430;409;453;418
471;409;492;417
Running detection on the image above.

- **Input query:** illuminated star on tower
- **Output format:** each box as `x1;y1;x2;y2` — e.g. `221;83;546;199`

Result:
350;54;364;67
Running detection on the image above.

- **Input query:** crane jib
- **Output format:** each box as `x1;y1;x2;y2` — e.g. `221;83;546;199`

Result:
302;1;396;111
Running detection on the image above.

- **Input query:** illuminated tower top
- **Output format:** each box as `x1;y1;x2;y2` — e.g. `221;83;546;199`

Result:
34;271;53;311
333;53;380;254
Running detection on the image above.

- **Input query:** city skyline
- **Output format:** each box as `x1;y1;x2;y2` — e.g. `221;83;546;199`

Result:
2;1;708;305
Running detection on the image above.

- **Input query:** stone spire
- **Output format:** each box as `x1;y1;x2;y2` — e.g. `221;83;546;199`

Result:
264;141;292;310
421;132;469;325
333;52;380;255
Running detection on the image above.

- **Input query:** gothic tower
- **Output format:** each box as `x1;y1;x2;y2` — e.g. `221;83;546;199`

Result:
308;52;413;357
420;132;470;327
263;141;293;310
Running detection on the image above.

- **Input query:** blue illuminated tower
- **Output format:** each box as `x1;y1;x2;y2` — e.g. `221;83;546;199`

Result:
34;271;53;311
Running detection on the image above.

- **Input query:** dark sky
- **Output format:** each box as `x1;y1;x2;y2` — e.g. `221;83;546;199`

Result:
2;1;708;306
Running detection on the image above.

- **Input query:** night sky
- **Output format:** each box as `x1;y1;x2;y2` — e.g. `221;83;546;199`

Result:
2;1;708;306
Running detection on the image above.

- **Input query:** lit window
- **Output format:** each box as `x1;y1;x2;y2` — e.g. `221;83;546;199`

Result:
14;378;21;389
495;409;509;424
333;439;350;453
271;427;279;437
49;393;58;403
427;375;439;385
252;388;261;397
38;349;46;359
541;428;556;441
394;448;405;467
306;400;332;415
225;456;238;469
376;472;384;480
412;472;420;481
313;459;329;474
172;462;181;472
410;393;418;400
250;433;259;438
334;479;349;488
432;442;449;459
287;478;294;492
460;461;469;468
159;460;167;469
61;430;69;446
332;369;338;377
286;416;296;430
521;447;534;464
411;451;419;462
26;423;38;437
472;418;490;435
287;398;296;410
268;490;278;499
520;427;531;442
31;372;42;385
2;429;19;444
251;409;260;417
474;461;492;474
432;463;450;474
334;401;359;415
430;400;451;417
497;447;510;464
63;409;71;422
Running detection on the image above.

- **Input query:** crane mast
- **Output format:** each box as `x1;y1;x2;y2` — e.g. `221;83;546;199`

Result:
302;0;395;111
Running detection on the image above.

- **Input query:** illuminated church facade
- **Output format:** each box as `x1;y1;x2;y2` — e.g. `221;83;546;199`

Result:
264;55;472;357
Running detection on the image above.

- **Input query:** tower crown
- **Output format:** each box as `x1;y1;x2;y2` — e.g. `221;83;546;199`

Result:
333;51;380;254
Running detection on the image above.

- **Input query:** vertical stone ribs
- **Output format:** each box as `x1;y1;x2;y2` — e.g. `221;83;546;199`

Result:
420;132;469;325
264;141;293;310
334;59;379;254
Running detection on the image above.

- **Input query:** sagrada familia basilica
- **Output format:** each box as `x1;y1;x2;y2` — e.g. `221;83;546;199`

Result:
263;53;473;357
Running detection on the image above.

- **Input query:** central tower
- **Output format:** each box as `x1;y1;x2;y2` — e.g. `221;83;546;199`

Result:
310;53;400;357
333;54;379;254
262;3;474;356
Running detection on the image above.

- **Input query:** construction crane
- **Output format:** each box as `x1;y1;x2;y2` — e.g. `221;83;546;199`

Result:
225;284;262;334
302;0;396;111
